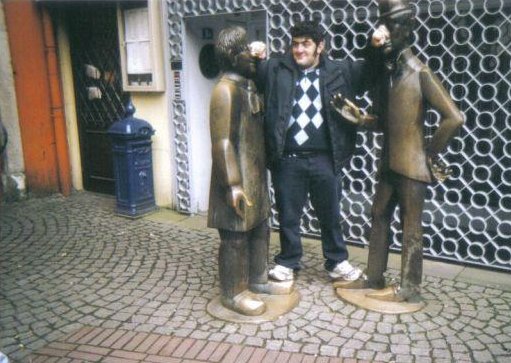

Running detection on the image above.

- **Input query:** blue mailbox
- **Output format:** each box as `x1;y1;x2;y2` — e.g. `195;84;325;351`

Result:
108;101;156;217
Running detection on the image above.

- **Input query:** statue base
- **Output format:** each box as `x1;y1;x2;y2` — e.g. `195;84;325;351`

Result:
335;286;425;314
207;290;300;323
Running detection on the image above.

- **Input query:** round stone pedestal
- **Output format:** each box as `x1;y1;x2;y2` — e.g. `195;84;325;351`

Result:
207;290;300;323
335;287;425;314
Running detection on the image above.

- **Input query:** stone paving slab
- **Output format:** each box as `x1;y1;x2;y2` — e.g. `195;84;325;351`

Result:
1;192;511;363
30;326;363;363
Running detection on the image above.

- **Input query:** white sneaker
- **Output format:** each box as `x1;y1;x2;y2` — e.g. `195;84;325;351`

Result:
269;265;294;282
328;260;362;281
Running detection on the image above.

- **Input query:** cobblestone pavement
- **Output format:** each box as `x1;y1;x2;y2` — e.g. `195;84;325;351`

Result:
1;192;510;362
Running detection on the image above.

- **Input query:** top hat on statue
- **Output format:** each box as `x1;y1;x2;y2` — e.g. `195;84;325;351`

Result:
378;0;412;19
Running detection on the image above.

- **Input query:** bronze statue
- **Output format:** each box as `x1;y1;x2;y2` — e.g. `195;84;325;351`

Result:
333;0;464;305
207;26;293;316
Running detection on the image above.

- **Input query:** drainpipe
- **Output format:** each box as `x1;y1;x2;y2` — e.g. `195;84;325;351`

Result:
41;6;71;196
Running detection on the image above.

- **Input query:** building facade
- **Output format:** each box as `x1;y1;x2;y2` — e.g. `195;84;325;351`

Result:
1;0;509;272
164;0;511;272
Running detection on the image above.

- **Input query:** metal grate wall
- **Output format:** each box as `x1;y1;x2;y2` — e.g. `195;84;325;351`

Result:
166;0;511;272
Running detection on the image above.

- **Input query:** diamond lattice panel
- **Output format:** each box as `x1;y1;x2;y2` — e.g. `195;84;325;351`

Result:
166;0;511;271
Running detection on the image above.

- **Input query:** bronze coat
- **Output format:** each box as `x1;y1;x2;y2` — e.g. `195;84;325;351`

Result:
378;53;463;183
207;73;270;231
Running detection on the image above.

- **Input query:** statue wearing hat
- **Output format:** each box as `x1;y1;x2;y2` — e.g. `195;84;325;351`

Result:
333;0;464;309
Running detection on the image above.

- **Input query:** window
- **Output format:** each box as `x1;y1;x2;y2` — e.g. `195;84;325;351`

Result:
117;0;165;91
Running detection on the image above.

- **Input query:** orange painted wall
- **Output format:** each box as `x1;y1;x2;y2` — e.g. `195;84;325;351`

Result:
4;0;59;194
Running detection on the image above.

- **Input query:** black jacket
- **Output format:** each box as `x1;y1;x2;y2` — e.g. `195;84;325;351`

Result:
256;52;381;175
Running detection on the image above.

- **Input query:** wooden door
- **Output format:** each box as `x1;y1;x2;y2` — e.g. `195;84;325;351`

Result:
67;3;128;194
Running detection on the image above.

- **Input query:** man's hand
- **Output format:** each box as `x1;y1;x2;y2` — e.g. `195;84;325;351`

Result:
249;41;267;60
371;25;390;48
228;185;253;218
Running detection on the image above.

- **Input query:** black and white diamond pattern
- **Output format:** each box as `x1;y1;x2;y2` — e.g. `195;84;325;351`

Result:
288;69;323;145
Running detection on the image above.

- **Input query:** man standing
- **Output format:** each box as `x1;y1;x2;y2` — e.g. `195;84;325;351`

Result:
253;21;386;282
208;26;292;316
335;0;464;303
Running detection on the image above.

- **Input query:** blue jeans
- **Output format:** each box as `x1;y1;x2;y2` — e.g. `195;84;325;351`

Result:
272;152;348;271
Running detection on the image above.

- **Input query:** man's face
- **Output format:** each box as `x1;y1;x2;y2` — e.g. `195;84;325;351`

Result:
234;47;257;79
291;36;324;69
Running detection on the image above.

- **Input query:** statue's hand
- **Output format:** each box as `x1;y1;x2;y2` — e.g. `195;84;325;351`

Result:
331;93;378;126
249;41;267;60
359;113;378;127
371;25;390;48
331;93;360;124
228;185;253;218
428;155;452;182
331;93;360;123
331;93;347;116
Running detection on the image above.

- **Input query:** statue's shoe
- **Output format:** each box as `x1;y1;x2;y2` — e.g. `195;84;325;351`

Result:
366;285;403;302
366;285;423;304
333;272;386;290
222;290;266;316
333;275;370;289
250;280;295;295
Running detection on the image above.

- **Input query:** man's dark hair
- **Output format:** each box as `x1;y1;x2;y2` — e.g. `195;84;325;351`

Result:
215;26;247;71
290;21;325;44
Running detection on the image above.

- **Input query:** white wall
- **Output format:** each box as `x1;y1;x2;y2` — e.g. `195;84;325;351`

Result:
183;20;216;213
131;92;174;207
57;20;83;191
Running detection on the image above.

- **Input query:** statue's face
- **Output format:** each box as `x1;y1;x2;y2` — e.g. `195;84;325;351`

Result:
234;47;257;78
382;13;413;55
291;36;324;69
